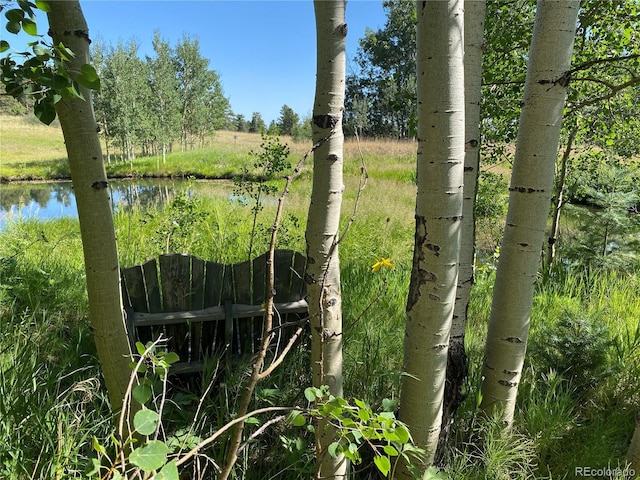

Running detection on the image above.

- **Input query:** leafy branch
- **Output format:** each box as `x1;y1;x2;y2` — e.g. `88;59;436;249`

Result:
1;0;100;124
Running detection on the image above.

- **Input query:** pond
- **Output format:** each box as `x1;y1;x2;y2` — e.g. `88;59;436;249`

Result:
0;179;236;230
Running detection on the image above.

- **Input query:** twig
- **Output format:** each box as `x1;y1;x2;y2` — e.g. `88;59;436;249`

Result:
174;406;292;468
237;415;288;454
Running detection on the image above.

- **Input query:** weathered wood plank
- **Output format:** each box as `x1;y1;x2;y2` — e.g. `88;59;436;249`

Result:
142;259;161;313
273;249;294;303
204;261;225;308
291;251;307;301
160;254;191;360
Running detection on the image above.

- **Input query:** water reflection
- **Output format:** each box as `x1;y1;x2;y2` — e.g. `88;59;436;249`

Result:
0;179;234;228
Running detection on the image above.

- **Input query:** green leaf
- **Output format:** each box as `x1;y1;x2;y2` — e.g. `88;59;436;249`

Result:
0;40;9;53
5;9;24;22
34;98;56;125
77;63;101;90
327;441;341;458
21;18;37;36
374;455;391;476
133;383;153;405
395;424;410;444
163;351;179;365
54;42;75;61
6;20;21;34
32;44;50;59
382;398;398;412
35;0;51;12
383;444;399;456
286;410;306;427
134;409;160;436
135;341;146;356
304;387;319;402
357;407;371;422
80;63;99;81
129;440;170;472
155;460;179;480
92;436;106;454
87;458;101;476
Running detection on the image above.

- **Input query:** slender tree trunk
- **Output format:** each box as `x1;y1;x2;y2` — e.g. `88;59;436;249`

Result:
46;1;133;414
439;0;487;459
480;0;580;425
306;1;347;478
398;0;465;473
544;125;578;272
628;416;640;478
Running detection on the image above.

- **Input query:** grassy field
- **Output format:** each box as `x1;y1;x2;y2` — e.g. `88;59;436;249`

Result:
1;113;639;479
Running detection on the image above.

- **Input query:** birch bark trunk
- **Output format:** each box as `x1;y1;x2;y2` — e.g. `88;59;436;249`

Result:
307;1;347;478
480;0;580;425
47;1;133;414
398;0;465;472
440;0;487;457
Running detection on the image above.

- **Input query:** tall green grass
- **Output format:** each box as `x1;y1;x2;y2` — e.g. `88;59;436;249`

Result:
2;194;639;478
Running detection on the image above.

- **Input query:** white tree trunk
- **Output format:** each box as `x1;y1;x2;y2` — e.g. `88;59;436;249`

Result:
398;0;465;472
480;0;580;424
441;0;487;454
47;1;133;414
307;1;347;478
628;415;640;478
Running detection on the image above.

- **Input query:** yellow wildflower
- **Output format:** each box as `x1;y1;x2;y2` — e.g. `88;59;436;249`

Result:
371;258;396;273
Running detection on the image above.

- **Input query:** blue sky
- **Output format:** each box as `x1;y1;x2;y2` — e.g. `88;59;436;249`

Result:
11;1;389;124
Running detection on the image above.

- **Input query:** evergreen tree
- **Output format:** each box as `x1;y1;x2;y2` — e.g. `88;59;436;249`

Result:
234;113;248;132
249;111;266;133
276;104;299;136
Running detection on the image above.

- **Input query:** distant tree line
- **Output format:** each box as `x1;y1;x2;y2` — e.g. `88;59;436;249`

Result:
233;105;312;142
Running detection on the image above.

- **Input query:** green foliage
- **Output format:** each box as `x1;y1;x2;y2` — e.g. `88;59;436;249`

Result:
474;171;509;254
277;104;300;136
91;34;230;161
233;133;291;258
345;0;417;138
1;1;100;125
291;116;312;142
518;370;579;463
528;309;617;398
561;162;640;270
145;184;208;254
89;340;185;480
475;171;509;219
297;386;426;478
248;111;265;133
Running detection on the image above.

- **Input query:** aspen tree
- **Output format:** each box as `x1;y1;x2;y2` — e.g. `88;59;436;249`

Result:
47;1;133;414
398;0;465;472
480;0;580;424
307;1;348;478
441;0;487;453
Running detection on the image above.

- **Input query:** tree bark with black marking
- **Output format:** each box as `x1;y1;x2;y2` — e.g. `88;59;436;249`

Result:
397;0;465;474
306;1;348;478
480;0;580;424
47;1;133;415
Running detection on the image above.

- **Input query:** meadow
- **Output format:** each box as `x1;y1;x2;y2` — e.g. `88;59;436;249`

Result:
1;114;639;479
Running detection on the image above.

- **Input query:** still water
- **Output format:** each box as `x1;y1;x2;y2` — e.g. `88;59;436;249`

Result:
0;179;235;229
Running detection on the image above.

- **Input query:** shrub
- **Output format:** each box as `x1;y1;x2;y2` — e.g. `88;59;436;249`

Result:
528;309;616;398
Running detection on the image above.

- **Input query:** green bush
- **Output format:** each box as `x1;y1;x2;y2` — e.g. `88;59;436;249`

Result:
528;309;616;398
